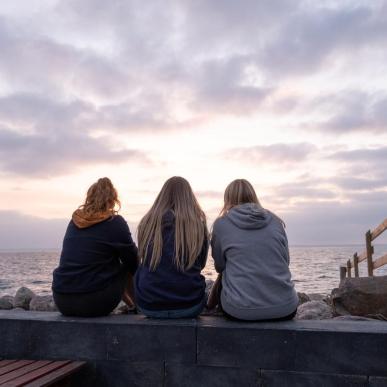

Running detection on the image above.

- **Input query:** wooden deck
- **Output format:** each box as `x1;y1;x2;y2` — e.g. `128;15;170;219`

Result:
0;359;85;386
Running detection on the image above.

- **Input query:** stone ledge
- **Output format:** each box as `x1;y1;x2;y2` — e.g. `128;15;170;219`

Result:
1;311;387;386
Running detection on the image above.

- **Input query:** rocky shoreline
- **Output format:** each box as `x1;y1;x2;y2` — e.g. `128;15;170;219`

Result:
1;277;386;322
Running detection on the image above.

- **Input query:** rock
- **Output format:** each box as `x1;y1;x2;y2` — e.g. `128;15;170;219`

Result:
13;287;36;310
297;292;310;305
332;276;387;318
12;307;25;311
30;295;58;312
296;300;333;320
308;293;325;302
0;295;14;310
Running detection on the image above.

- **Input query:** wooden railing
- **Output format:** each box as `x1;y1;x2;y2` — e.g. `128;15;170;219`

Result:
340;218;387;280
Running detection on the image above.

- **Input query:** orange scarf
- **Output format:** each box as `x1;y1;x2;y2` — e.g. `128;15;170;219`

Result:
72;209;113;229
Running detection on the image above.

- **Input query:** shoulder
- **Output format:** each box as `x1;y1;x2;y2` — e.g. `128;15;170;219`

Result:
109;215;130;229
212;217;228;233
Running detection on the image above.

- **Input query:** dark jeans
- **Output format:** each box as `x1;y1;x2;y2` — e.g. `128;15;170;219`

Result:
138;296;206;319
53;271;127;317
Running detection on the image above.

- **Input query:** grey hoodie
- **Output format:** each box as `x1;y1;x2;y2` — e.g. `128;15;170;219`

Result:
211;203;298;320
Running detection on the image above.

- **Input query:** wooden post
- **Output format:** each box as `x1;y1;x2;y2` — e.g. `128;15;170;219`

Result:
353;253;359;277
366;230;374;277
347;260;352;277
340;266;347;280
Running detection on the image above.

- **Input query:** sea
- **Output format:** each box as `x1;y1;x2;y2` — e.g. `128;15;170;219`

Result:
1;245;387;297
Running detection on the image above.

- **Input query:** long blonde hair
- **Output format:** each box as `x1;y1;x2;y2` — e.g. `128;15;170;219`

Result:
80;177;121;216
137;176;208;271
220;179;261;216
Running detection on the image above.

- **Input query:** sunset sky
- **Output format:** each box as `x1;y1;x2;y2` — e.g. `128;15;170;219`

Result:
1;0;387;248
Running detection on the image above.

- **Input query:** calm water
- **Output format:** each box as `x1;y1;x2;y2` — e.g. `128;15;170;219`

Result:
1;245;387;296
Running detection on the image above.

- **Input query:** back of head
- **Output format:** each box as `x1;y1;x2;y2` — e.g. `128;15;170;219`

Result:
221;179;261;216
81;177;120;217
138;176;208;271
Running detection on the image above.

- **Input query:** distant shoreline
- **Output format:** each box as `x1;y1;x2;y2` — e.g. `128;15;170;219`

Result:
1;243;387;252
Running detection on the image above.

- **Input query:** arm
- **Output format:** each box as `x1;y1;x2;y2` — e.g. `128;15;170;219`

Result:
282;227;290;266
113;216;139;274
211;222;226;273
197;234;209;269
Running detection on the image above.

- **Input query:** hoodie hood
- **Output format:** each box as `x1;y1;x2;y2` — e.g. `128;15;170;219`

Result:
72;209;113;229
226;203;272;230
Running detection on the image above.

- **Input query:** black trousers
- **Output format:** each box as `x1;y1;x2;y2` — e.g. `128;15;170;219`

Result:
53;271;127;317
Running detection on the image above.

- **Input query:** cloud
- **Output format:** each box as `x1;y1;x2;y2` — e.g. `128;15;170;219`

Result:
331;146;387;163
0;211;68;249
312;92;387;134
0;127;149;176
226;143;316;165
189;56;273;114
283;194;387;245
0;210;138;249
260;3;387;77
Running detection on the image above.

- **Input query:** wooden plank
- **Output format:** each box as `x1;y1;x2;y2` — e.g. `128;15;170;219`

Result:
353;253;359;277
0;360;35;377
5;361;72;387
373;253;387;270
23;361;86;387
366;230;374;276
0;360;18;368
371;219;387;241
357;250;367;263
0;361;52;384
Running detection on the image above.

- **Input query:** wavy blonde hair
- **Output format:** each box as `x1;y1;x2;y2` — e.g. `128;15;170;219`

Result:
80;177;121;216
137;176;208;271
220;179;261;216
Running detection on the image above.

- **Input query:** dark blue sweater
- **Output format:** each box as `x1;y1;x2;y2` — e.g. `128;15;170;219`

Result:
52;215;138;294
134;211;208;311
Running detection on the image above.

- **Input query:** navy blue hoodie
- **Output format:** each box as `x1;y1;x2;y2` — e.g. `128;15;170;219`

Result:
52;215;138;294
135;211;208;311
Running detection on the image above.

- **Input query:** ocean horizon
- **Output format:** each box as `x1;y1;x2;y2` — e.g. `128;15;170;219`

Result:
1;244;387;297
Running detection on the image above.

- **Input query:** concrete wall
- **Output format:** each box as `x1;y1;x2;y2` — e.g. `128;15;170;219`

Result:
1;310;387;386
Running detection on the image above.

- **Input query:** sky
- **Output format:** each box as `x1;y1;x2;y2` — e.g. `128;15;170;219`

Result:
0;0;387;248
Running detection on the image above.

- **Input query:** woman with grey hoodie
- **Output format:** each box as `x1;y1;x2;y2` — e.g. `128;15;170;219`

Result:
208;179;298;321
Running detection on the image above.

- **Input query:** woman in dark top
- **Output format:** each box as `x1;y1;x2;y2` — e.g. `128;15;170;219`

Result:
135;176;209;318
52;177;138;317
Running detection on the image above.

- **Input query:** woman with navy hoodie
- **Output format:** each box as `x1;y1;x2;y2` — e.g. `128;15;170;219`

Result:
208;179;298;321
52;177;138;317
135;176;209;318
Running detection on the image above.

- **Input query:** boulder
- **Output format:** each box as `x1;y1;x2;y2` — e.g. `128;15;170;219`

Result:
308;293;325;302
296;300;333;320
332;276;387;318
0;295;14;310
297;292;310;305
13;287;36;310
30;295;58;312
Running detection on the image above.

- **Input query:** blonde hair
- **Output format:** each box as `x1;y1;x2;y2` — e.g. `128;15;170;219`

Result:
220;179;261;216
220;179;285;226
137;176;208;271
80;177;120;217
